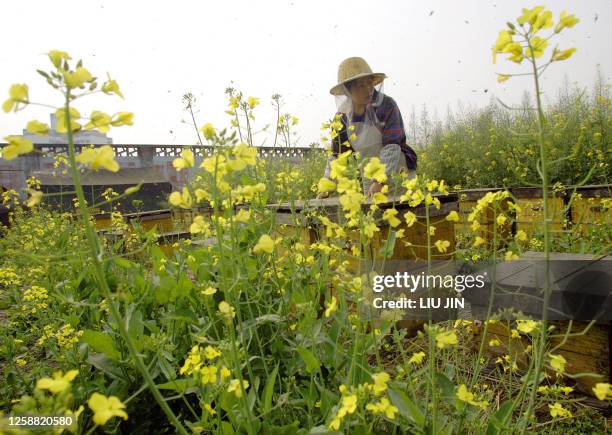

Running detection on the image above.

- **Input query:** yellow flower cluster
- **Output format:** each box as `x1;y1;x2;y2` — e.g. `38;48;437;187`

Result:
37;324;84;349
21;285;49;314
178;344;232;387
456;384;488;410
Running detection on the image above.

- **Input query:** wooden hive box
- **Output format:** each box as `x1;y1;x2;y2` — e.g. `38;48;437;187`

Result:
471;251;612;397
171;205;215;232
92;212;112;230
568;184;612;235
124;209;174;232
268;193;459;271
511;187;567;238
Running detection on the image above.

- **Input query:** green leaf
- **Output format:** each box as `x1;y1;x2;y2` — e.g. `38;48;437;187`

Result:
156;378;199;394
297;346;320;373
263;364;279;414
378;230;397;258
486;400;515;435
80;330;121;360
388;387;424;428
113;257;134;269
435;372;455;400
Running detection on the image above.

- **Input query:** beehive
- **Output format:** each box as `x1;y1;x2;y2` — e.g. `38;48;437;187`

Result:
268;193;459;272
511;187;567;238
568;184;612;235
476;320;610;396
171;206;214;231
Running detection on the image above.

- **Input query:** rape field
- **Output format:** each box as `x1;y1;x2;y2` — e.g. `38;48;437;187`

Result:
1;6;612;435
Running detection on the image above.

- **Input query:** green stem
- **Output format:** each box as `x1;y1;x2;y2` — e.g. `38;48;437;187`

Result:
62;93;188;435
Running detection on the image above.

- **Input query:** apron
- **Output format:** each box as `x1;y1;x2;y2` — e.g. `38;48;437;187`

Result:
348;118;412;196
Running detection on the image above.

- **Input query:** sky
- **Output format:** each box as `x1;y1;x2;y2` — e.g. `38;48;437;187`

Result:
1;0;610;147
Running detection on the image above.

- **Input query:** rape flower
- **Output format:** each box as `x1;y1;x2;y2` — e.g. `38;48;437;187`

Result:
516;320;538;334
36;369;78;394
234;209;251;223
200;123;216;141
76;145;119;172
247;96;260;109
517;6;545;26
593;383;612;401
318;177;336;193
434;240;451;253
169;187;193;209
497;74;510;83
363;222;379;239
2;84;29;112
48;50;70;68
190;215;210;234
1;136;33;160
227;379;249;398
220;367;231;382
555;10;579;33
26;120;50;136
218;301;236;320
371;372;390;395
548;402;572;418
63;67;93;88
435;330;458;349
233;143;257;166
525;36;548;59
102;79;124;98
88;393;128;425
496;214;507;226
505;251;519;261
404;211;417;227
26;189;43;208
492;30;513;63
324;296;337;317
180;345;203;375
203;403;216;415
203;345;221;360
515;230;528;242
549;354;567;375
253;234;274;254
201;287;217;296
110;112;134;127
364;157;387;183
456;384;488;409
84;111;112;133
339;190;364;215
551;47;576;62
55;107;81;133
200;366;218;384
445;211;460;222
366;397;398;419
172;149;195;171
339;394;357;417
408;351;426;365
532;10;553;33
382;208;401;228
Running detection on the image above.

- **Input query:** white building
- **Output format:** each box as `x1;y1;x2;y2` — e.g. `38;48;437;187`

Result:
22;114;112;144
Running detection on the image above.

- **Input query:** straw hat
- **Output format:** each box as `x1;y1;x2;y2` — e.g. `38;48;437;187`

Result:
329;57;386;95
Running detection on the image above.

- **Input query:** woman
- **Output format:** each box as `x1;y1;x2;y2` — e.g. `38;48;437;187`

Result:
320;57;417;198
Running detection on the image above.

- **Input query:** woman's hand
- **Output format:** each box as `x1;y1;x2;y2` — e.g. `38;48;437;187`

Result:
367;182;383;198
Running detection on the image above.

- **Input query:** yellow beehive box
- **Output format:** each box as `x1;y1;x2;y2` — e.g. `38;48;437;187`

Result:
125;209;174;232
568;185;612;235
475;320;609;397
511;187;567;238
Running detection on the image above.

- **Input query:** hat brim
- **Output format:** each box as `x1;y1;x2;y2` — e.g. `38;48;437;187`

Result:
329;72;386;96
